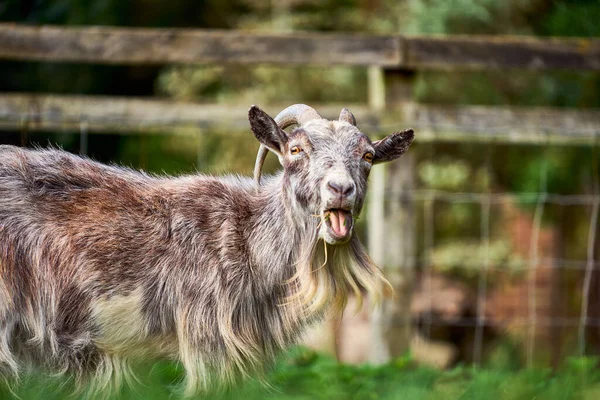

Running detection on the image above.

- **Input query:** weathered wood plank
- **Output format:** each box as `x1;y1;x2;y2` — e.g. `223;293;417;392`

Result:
396;103;600;143
368;68;417;364
404;35;600;71
0;94;379;133
1;94;599;144
0;24;400;66
1;25;600;70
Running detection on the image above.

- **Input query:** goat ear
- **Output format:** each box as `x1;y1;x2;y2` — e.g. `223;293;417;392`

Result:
248;105;288;156
372;129;414;164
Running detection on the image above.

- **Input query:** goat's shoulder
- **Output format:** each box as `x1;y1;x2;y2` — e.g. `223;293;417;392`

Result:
165;174;267;238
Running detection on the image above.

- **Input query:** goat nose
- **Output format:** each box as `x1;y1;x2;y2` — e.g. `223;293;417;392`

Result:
327;181;355;197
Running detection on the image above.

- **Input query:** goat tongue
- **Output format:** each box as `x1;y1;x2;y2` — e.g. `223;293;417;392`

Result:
329;210;351;237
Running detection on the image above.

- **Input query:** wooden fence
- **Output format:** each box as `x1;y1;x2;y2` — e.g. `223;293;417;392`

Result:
1;24;599;364
2;25;599;70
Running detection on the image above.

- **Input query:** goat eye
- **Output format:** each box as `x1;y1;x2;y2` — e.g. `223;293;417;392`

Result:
363;152;374;163
290;146;303;155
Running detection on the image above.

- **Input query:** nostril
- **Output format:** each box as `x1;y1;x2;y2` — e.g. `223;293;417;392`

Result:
328;181;343;195
343;184;355;197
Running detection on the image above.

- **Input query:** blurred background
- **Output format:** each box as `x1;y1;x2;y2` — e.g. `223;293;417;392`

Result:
1;0;600;399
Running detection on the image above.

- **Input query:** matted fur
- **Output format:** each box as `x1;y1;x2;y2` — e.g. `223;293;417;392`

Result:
0;106;413;397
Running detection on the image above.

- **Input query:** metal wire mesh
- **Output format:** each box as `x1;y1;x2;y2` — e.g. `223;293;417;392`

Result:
410;131;600;367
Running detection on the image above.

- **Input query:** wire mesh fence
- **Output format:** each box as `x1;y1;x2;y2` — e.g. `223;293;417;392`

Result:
397;131;600;369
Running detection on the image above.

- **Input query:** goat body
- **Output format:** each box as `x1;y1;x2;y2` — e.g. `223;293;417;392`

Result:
0;105;413;395
0;145;372;394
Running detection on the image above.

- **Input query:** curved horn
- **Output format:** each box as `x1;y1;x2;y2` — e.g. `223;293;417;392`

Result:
275;104;322;128
253;104;322;190
339;108;356;126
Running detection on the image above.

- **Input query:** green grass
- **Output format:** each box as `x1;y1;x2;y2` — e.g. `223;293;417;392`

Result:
2;349;600;399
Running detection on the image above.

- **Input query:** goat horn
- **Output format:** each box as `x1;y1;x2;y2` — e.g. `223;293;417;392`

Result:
339;108;356;126
253;105;322;190
275;104;322;128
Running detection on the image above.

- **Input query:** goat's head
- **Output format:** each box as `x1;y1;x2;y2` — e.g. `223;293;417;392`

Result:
249;104;414;245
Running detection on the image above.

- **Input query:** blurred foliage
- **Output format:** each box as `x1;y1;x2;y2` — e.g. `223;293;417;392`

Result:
501;145;599;195
156;65;367;104
413;142;599;265
418;158;490;191
2;349;600;399
430;240;524;283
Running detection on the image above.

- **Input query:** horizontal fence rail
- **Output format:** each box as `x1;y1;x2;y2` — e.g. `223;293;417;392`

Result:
1;24;600;70
0;94;378;133
2;94;599;144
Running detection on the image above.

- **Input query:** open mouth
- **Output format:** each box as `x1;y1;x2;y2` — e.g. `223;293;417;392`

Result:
324;209;353;241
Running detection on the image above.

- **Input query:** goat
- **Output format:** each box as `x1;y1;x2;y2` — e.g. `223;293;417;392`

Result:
0;104;414;396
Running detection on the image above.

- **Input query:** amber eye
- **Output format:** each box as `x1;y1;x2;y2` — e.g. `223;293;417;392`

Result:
290;146;303;155
363;152;374;163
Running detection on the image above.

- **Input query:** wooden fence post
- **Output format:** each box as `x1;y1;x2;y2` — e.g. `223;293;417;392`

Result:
369;69;417;363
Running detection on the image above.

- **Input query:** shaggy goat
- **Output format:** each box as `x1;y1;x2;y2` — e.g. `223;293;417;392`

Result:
0;104;414;395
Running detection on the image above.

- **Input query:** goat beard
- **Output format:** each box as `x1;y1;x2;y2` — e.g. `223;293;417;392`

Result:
283;228;390;318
